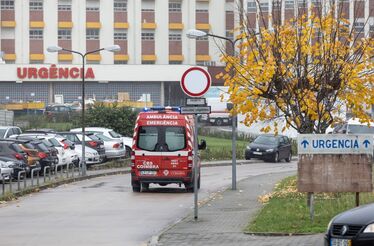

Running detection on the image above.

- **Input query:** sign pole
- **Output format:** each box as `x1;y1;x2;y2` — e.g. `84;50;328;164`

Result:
194;114;199;220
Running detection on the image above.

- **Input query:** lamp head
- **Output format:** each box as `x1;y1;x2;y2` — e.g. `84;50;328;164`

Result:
186;29;208;39
104;45;121;52
47;46;63;53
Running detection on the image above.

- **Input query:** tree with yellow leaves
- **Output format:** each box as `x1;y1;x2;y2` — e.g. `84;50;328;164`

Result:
219;1;373;134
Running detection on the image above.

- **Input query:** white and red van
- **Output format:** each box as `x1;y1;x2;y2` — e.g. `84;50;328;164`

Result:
131;107;206;192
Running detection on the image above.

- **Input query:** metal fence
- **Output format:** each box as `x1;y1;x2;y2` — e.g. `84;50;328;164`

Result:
1;163;84;198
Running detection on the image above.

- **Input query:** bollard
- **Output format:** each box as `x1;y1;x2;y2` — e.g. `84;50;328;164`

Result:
17;170;26;191
66;163;71;178
9;176;12;193
30;168;41;187
43;166;51;183
36;169;40;186
55;164;66;179
1;175;4;195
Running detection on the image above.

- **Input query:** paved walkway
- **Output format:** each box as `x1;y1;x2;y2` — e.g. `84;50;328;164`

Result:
156;171;324;246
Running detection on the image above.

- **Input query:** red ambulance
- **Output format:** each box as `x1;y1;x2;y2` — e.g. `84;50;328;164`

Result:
131;107;206;192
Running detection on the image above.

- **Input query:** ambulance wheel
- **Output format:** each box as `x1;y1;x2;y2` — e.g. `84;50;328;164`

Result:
132;181;140;192
141;183;149;192
185;182;194;193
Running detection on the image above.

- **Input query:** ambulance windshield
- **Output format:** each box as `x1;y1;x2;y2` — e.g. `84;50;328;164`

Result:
137;126;186;151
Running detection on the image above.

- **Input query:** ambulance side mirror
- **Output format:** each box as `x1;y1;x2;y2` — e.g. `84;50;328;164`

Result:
198;139;207;150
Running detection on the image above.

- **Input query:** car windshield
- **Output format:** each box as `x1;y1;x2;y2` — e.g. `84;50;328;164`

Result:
137;126;186;152
49;138;62;147
253;135;278;145
42;139;53;147
348;125;374;134
0;129;6;138
96;134;112;141
109;131;122;138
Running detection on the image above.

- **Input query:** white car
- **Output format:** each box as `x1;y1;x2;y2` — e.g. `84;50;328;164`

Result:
70;127;132;157
0;126;22;139
54;136;79;166
73;144;101;165
0;160;14;181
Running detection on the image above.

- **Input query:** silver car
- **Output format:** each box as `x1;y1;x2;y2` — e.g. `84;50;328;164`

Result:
0;160;14;181
94;133;126;160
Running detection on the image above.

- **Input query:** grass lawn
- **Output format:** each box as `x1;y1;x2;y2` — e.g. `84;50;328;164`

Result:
199;135;248;161
246;176;374;234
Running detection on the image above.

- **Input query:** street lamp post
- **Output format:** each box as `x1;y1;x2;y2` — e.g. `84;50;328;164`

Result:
47;45;120;176
186;29;242;190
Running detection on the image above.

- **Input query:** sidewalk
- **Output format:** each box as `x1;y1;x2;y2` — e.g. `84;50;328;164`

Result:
156;171;323;246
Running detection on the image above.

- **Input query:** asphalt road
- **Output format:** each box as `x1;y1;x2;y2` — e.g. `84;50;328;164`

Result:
0;161;297;246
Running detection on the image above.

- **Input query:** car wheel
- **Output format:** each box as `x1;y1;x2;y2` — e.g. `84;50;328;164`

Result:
214;118;223;126
285;152;292;162
245;154;251;160
125;146;131;158
272;152;279;163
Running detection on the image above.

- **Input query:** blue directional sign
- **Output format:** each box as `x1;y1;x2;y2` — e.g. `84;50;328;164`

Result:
298;134;373;155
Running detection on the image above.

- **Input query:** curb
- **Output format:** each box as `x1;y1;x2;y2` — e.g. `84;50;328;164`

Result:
244;232;319;236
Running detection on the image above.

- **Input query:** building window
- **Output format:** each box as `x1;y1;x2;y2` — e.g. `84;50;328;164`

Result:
298;0;307;6
58;29;71;40
114;30;127;40
86;6;99;11
58;4;71;10
273;1;281;8
196;35;208;41
142;61;155;64
29;29;43;39
169;1;181;12
225;30;234;40
141;32;154;40
285;0;294;9
86;29;99;40
169;33;181;41
29;0;43;10
354;22;364;32
169;61;182;64
114;60;128;64
196;9;208;13
247;1;256;13
1;0;14;10
114;0;127;11
259;2;268;11
86;0;100;11
370;25;374;32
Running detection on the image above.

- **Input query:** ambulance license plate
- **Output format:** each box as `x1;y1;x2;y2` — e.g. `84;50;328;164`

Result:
330;238;351;246
140;171;157;176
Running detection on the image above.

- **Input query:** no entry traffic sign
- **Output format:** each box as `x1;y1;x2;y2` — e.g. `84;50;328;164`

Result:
180;67;211;97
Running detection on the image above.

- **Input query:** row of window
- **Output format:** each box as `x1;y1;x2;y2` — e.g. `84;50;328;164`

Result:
0;0;184;12
29;29;189;41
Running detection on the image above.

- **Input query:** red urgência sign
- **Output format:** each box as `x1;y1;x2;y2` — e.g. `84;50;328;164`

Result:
17;64;95;79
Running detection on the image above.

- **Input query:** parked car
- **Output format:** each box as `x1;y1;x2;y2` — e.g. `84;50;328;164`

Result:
0;156;29;178
325;203;374;245
334;118;374;134
0;126;22;139
245;134;292;162
58;132;106;162
73;144;100;165
70;127;132;157
19;133;68;165
54;136;79;167
10;137;57;173
94;133;126;160
6;139;42;173
0;139;28;164
0;160;13;181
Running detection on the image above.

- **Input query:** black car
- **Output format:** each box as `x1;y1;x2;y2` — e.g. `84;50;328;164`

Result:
244;134;292;162
0;140;28;163
325;203;374;246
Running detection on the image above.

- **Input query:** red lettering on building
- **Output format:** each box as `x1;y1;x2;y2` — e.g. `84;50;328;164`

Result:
16;65;96;80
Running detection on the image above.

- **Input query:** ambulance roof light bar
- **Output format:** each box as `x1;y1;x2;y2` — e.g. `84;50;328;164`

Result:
142;106;180;112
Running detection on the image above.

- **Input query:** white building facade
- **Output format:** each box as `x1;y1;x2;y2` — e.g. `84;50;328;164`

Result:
0;0;373;104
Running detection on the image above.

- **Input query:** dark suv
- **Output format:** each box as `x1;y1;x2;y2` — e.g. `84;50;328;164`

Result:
44;105;73;121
